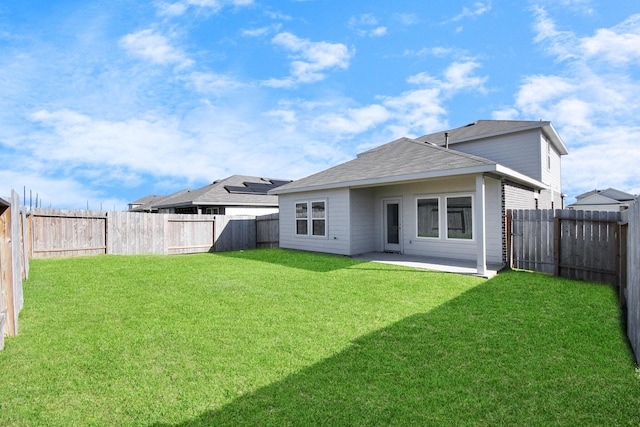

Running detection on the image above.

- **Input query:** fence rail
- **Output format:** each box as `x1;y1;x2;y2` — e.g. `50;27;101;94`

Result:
27;210;278;258
29;209;218;257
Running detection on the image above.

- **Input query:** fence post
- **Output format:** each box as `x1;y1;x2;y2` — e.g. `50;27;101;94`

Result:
506;209;513;268
553;215;561;277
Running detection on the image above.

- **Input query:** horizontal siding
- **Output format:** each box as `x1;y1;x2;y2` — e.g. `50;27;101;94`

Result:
369;176;503;263
504;181;537;210
279;189;350;255
451;130;542;180
350;188;376;255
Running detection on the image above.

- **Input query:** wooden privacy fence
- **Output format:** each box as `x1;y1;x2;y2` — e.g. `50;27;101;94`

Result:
256;213;279;248
28;210;279;258
30;209;217;257
1;190;28;350
507;209;625;286
626;201;640;365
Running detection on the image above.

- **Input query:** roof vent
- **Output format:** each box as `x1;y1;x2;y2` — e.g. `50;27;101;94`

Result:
445;132;449;149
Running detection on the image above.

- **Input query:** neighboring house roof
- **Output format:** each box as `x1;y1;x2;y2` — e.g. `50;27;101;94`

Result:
569;193;622;207
128;194;167;212
271;137;546;195
568;188;637;210
574;188;636;202
415;120;568;155
153;175;292;209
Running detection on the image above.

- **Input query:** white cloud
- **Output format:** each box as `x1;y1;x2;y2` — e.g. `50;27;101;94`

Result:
310;60;488;140
449;2;492;22
265;32;352;87
156;0;254;16
501;7;640;197
349;14;388;37
183;71;246;94
394;13;419;26
242;24;282;37
580;15;640;66
312;105;390;134
0;168;123;210
120;29;193;68
563;127;640;196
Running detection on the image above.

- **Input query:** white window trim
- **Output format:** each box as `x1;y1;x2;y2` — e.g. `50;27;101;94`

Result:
445;194;475;242
415;196;440;240
294;199;328;238
415;193;475;242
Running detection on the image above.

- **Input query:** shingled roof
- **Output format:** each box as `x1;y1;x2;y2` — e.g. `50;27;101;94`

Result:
271;137;545;195
153;175;291;209
415;120;568;155
271;120;561;195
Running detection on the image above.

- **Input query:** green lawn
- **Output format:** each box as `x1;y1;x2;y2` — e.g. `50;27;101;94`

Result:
1;249;638;426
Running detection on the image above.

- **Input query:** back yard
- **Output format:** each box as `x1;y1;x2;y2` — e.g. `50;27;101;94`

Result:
1;249;639;426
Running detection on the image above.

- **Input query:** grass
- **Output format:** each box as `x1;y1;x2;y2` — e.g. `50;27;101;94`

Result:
0;248;638;426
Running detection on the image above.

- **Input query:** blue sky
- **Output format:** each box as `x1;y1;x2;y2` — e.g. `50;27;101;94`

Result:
1;0;639;209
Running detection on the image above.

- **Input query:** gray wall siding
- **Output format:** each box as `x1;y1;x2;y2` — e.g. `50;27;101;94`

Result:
278;189;351;255
503;180;538;210
540;135;563;194
451;130;541;180
369;176;503;264
349;188;376;255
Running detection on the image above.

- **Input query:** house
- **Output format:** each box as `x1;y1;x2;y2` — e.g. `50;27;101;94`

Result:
567;188;636;211
270;120;568;276
128;194;171;212
150;175;292;215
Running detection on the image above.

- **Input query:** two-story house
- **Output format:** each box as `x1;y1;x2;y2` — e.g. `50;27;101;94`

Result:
270;120;568;276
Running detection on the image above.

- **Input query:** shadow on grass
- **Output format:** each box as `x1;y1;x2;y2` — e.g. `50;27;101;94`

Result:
214;248;368;273
150;271;639;426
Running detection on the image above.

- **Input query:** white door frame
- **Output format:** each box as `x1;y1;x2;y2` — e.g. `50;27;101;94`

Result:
382;198;402;253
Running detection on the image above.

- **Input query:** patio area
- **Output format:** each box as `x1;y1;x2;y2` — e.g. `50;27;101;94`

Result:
352;252;504;278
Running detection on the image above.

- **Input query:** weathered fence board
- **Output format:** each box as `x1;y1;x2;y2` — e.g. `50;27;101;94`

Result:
167;215;215;254
31;210;219;257
107;211;167;255
256;213;279;248
1;190;27;348
627;201;640;365
509;209;623;285
31;209;107;258
511;209;555;274
213;215;256;252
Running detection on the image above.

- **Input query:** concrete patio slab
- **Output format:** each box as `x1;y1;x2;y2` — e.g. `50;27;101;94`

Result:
352;252;503;279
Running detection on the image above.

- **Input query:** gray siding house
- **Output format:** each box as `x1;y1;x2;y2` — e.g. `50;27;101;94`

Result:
567;188;636;211
270;120;568;275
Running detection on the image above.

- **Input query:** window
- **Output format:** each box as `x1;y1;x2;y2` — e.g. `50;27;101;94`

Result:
417;198;439;238
295;200;326;237
204;207;224;215
296;202;308;235
447;196;473;239
547;140;552;170
311;201;326;236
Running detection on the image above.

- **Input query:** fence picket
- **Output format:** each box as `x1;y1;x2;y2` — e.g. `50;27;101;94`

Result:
509;208;623;286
